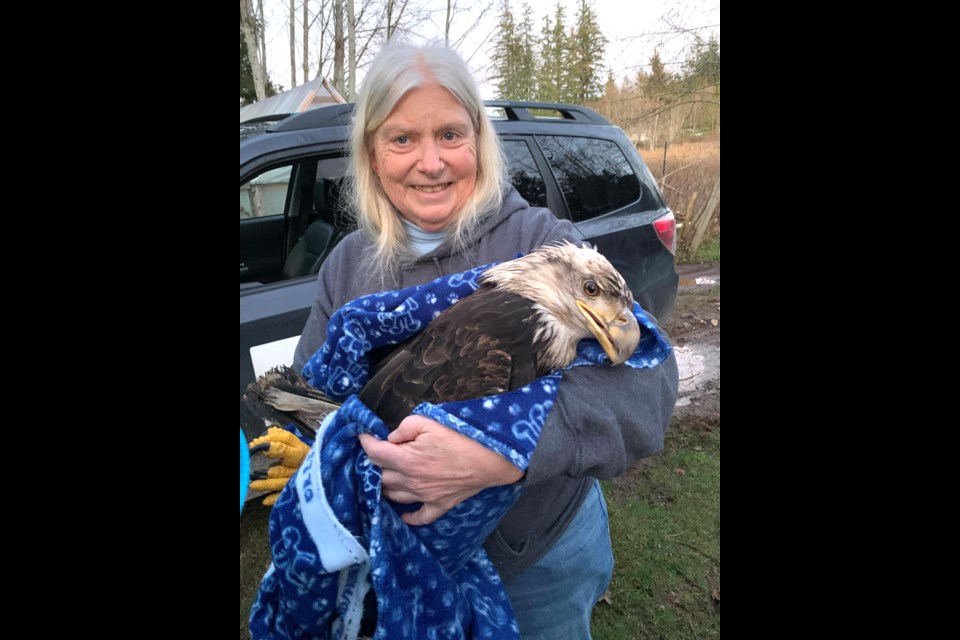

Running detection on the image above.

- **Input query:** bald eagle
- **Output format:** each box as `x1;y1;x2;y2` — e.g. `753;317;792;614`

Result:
244;241;640;436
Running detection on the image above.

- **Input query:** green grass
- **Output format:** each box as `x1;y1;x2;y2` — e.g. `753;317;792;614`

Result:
692;235;720;262
591;418;721;639
240;417;721;640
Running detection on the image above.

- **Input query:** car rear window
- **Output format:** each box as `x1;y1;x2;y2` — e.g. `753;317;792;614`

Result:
537;136;641;222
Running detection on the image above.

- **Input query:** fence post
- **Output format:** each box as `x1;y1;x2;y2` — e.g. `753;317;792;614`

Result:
688;177;721;258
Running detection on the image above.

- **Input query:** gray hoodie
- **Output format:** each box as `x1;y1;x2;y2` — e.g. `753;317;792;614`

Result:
293;186;679;581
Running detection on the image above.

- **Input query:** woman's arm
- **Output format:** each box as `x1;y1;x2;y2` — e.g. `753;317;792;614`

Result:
292;240;351;371
525;350;679;485
358;352;678;524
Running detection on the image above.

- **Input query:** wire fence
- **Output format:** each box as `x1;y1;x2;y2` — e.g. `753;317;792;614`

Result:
637;134;720;259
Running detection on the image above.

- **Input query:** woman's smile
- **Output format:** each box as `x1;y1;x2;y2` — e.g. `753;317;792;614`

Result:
370;83;478;232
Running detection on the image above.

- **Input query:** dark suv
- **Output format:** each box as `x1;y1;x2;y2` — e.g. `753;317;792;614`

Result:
240;101;677;438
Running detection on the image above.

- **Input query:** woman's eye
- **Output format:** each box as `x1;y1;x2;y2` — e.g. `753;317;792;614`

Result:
583;280;599;297
394;135;409;144
442;131;458;141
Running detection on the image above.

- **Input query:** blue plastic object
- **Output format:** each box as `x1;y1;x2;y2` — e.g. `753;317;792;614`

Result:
240;428;250;514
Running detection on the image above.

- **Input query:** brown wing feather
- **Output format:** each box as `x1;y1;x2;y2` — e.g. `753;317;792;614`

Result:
358;287;543;430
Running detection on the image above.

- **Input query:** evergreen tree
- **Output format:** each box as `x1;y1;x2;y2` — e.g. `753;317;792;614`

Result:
644;50;671;101
603;72;617;99
684;35;720;89
493;2;539;100
598;71;622;123
516;4;537;100
570;0;606;102
639;50;673;146
537;3;569;103
536;14;556;102
492;1;519;99
681;35;720;133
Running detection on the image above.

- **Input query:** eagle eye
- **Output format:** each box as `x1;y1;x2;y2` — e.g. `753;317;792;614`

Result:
583;280;600;297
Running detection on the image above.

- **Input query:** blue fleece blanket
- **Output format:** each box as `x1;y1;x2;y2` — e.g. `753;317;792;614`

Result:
249;262;671;640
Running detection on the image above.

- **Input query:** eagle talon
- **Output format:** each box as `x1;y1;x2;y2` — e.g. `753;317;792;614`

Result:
249;443;272;456
244;427;312;507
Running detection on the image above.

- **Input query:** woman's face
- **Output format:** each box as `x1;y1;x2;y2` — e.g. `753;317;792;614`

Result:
370;83;478;232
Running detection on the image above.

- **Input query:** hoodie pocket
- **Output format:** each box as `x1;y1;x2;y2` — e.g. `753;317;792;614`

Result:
485;524;529;558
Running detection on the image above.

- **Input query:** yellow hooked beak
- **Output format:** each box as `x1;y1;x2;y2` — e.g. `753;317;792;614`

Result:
576;300;641;365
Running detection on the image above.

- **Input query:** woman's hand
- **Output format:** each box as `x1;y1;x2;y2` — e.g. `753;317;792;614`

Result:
358;415;524;526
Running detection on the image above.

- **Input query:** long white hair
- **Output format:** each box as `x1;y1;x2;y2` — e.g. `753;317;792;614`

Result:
348;41;506;279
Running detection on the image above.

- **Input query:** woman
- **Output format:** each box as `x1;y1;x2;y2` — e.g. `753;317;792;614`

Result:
291;41;679;639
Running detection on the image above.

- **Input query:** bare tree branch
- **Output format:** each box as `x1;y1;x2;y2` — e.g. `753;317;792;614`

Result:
241;0;267;101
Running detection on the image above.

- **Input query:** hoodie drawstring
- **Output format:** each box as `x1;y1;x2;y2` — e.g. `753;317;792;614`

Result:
432;257;444;278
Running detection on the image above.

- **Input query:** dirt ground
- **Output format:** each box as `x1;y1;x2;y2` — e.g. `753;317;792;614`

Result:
666;261;721;342
662;260;721;424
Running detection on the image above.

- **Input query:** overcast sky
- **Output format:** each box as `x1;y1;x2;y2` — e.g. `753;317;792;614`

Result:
259;0;719;100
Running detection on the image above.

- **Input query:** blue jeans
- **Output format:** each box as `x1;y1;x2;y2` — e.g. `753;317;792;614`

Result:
502;480;614;639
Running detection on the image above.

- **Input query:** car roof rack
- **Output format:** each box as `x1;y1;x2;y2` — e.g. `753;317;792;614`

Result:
266;99;610;133
241;113;293;125
483;101;610;125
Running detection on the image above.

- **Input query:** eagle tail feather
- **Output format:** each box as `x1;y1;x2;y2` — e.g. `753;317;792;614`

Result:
243;366;341;439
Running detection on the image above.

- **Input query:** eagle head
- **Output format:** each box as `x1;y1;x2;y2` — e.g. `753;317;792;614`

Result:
480;241;642;369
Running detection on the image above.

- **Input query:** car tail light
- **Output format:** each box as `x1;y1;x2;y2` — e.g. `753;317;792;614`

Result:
654;210;676;255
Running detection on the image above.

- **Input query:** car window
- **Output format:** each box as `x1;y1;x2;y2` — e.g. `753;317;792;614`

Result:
537;136;641;222
502;140;548;208
240;165;293;219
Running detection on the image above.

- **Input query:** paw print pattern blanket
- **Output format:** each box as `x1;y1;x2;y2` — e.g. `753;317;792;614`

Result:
249;262;671;640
